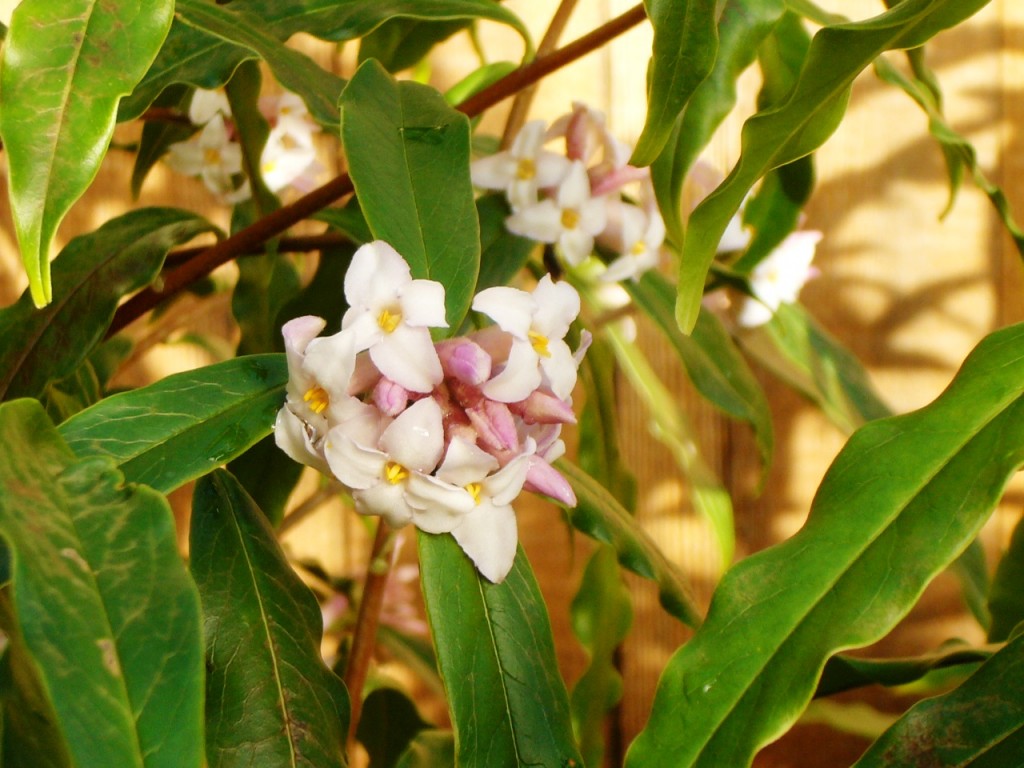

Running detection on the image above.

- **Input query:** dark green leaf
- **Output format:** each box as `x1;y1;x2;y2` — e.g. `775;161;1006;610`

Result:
376;625;444;698
675;0;990;331
559;459;702;626
315;206;374;246
227;435;304;528
58;355;287;494
0;208;217;403
418;534;582;768
988;511;1024;642
394;730;456;768
474;193;535;295
626;322;1024;767
651;0;786;244
817;642;995;697
733;159;813;272
853;634;1024;767
950;538;991;631
276;244;356;340
359;17;467;73
631;0;719;166
628;272;773;470
341;60;480;332
131;84;197;198
570;546;633;768
356;687;429;768
0;0;174;305
191;470;349;767
176;0;347;130
0;399;204;768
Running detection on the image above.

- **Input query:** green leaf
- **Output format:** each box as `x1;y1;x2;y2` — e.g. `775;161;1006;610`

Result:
227;435;304;528
131;84;197;198
988;512;1024;642
0;0;174;306
394;730;456;768
191;470;349;767
58;354;287;494
0;208;217;403
417;534;583;768
0;399;204;768
559;459;702;626
570;546;633;768
356;687;429;768
631;0;719;166
341;59;480;332
359;17;467;73
626;321;1024;768
853;634;1024;767
733;159;813;272
950;538;991;630
740;302;891;433
628;272;773;471
817;642;995;697
651;0;786;244
474;193;535;295
176;0;346;130
674;0;990;331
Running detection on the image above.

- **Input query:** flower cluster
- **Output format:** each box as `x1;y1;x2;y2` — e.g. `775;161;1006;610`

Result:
164;89;320;204
275;240;588;583
472;102;665;283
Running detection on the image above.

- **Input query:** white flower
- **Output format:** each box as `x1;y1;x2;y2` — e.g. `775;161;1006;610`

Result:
189;89;232;125
164;114;250;203
599;199;666;282
505;161;607;266
471;120;570;209
737;230;822;327
324;398;474;530
341;241;447;393
261;121;317;192
472;275;581;402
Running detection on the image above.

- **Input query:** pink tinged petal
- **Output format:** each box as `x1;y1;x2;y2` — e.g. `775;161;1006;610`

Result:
505;200;564;243
274;408;329;474
303;330;358;401
352;484;415;528
531;276;580;340
406;476;476;534
437;339;491;385
282;315;327;358
472;286;535;338
524;458;576;506
323;430;387;490
532;152;571;189
344;241;412;310
380;397;445;473
399;279;448;328
590;164;650;197
436;438;499;487
574;330;593;367
483;451;532;506
556;161;593;208
510;390;577;425
373;378;410;416
451;501;519;583
482;340;542;403
539;340;579;400
371;325;443;393
467;400;519;453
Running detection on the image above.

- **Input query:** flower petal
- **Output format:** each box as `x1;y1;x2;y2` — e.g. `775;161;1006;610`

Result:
371;325;443;393
380;397;445;472
472;286;535;338
451;501;519;583
482;339;542;403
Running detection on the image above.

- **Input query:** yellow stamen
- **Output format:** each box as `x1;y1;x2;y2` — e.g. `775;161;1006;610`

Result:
378;308;402;333
529;330;551;357
630;240;647;256
516;158;536;181
466;482;483;505
385;461;409;485
303;385;329;414
204;147;222;165
561;208;580;230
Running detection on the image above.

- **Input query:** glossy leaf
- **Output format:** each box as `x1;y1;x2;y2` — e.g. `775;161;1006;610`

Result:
0;0;174;306
341;59;480;332
740;302;891;433
58;354;287;494
417;534;582;768
988;512;1024;642
176;0;346;130
0;208;217;403
356;687;429;768
474;193;535;295
559;459;702;626
817;642;995;697
0;399;204;768
651;0;786;244
853;634;1024;767
626;322;1024;768
628;272;773;471
359;17;467;73
570;546;633;768
191;470;349;767
631;0;719;166
395;731;456;768
675;0;990;331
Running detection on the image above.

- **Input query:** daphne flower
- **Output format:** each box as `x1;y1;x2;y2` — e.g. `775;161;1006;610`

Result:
599;199;666;282
737;230;823;327
341;241;447;393
260;92;320;193
165;114;250;203
473;275;581;402
324;398;473;531
505;161;607;266
189;88;232;125
471;120;570;209
435;438;533;583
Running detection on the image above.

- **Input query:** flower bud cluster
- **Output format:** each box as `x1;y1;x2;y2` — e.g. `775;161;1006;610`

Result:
274;240;589;583
471;102;666;282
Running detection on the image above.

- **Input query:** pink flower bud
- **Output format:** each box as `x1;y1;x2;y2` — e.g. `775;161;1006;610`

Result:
437;338;492;385
524;458;576;507
509;390;577;425
373;377;410;416
467;400;520;454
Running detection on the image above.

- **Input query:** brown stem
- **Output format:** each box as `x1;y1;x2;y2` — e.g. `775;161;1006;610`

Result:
500;0;580;149
107;4;648;337
140;106;193;125
344;520;396;744
163;231;353;265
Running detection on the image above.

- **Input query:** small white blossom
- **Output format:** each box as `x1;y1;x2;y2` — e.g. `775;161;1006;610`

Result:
165;114;250;203
599;199;666;282
737;230;822;327
471;120;570;209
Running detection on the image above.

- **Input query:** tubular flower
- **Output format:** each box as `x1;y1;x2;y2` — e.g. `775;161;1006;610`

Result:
164;114;250;203
471;119;570;210
737;230;822;327
599;198;666;283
